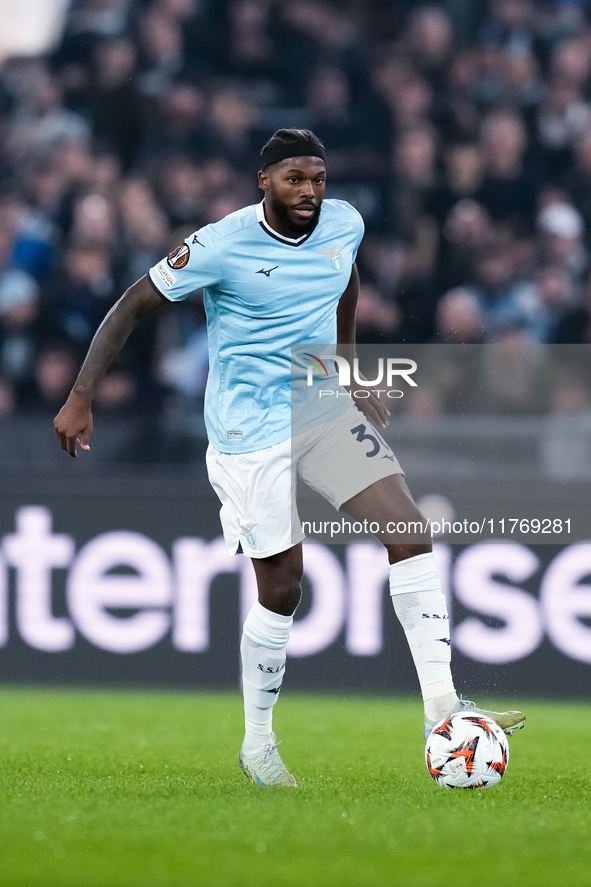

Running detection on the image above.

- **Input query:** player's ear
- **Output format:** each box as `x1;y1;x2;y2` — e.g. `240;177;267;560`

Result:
258;169;269;191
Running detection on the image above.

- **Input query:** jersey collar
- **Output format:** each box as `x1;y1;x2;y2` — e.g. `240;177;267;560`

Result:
256;201;315;247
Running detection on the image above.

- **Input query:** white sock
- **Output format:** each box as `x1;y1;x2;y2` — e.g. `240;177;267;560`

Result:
389;552;458;724
241;601;292;751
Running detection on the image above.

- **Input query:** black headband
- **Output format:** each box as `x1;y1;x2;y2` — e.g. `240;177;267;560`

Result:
260;139;326;169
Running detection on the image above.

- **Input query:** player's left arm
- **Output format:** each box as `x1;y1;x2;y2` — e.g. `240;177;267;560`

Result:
337;264;390;429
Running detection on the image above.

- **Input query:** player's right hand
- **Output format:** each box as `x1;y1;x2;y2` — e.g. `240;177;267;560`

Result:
54;392;93;458
350;386;390;429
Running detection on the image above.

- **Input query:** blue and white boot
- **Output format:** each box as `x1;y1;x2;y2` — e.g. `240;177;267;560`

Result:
239;733;298;786
424;695;526;741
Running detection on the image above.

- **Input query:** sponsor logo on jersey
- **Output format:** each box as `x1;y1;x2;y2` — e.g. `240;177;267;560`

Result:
155;263;176;288
167;243;190;269
256;265;279;277
321;243;345;271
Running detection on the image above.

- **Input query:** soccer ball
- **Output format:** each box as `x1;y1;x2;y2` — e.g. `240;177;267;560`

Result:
425;712;509;789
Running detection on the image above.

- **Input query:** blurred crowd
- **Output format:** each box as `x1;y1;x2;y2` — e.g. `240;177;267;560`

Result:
2;0;591;432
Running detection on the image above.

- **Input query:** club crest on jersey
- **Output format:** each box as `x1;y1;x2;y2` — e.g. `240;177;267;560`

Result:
322;243;344;272
167;243;190;269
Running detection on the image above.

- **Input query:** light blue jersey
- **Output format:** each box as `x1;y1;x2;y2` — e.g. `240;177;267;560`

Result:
148;199;364;452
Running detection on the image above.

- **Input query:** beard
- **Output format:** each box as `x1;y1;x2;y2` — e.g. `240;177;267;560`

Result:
268;191;321;239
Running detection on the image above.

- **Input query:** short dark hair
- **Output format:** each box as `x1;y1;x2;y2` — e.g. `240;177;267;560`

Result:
260;128;325;156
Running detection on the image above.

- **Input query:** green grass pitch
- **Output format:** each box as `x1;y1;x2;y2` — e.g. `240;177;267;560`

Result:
0;688;589;887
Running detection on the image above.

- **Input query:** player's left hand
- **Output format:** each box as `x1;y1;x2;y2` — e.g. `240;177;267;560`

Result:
349;386;390;428
54;391;94;457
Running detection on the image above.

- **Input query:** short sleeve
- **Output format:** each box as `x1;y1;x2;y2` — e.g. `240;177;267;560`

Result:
350;206;365;262
148;227;221;302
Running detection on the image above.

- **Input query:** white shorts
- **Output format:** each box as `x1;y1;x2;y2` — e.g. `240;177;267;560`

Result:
206;405;404;558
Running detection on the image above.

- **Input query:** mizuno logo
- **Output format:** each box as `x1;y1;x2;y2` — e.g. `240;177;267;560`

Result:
192;234;205;246
256;265;279;277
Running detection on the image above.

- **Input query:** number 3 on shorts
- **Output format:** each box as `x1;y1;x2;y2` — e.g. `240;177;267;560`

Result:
350;423;382;457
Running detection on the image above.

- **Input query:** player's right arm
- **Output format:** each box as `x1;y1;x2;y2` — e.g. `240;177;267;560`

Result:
54;275;166;457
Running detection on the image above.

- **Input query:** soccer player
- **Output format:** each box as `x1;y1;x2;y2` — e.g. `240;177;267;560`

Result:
54;129;525;786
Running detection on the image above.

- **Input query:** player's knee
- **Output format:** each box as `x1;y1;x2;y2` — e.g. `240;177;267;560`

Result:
271;562;303;613
253;550;303;615
279;579;302;614
258;580;302;616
